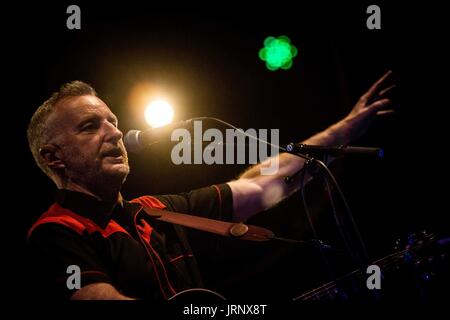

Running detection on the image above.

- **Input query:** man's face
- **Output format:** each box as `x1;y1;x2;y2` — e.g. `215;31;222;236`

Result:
48;95;130;189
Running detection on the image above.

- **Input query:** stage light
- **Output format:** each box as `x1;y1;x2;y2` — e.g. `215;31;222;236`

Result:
258;36;298;71
144;99;174;128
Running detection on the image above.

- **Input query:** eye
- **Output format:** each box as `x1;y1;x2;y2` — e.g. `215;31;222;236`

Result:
109;118;119;128
81;122;99;132
82;123;93;130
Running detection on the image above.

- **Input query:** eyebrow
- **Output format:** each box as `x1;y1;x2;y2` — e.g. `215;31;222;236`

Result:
76;113;118;128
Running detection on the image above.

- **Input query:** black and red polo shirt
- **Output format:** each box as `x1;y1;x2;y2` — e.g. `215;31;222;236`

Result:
26;184;233;300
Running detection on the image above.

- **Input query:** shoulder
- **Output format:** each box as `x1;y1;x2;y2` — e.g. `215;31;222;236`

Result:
27;203;90;240
27;222;84;252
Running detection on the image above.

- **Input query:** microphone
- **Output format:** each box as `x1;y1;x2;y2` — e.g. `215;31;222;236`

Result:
124;119;194;152
285;143;384;158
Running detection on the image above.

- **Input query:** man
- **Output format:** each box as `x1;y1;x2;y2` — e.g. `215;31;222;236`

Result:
26;71;393;300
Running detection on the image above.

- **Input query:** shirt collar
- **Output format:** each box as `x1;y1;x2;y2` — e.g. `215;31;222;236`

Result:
56;189;120;228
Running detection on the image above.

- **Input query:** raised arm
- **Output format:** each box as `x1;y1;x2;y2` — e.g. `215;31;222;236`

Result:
228;71;394;222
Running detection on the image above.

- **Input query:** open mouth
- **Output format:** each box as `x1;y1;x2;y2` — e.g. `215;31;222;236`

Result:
102;148;123;158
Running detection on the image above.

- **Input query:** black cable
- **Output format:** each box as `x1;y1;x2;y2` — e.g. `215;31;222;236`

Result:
189;116;309;160
312;159;370;265
299;161;339;283
323;171;364;266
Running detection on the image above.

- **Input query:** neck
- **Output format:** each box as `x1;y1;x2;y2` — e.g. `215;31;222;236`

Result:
61;180;122;204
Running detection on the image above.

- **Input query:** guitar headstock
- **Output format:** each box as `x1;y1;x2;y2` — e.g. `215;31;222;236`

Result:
393;230;435;252
393;230;448;285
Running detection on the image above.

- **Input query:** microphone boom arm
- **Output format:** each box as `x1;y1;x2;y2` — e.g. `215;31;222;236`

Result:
285;143;384;158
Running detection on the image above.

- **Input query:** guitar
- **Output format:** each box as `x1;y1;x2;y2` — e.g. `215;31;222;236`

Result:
168;288;227;303
167;232;448;303
293;231;449;302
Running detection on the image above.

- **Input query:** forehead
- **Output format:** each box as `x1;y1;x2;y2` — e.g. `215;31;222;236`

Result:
53;95;116;123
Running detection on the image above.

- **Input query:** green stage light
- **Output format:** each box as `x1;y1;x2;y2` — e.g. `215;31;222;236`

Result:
259;36;298;71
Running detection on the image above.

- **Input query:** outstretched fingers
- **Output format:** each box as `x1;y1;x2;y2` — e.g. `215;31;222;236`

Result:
376;110;395;116
368;98;392;115
379;84;396;97
364;70;393;101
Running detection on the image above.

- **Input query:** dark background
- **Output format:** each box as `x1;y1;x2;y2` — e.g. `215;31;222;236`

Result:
5;1;448;304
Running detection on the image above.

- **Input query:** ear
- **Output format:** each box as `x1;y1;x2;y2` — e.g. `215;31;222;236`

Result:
39;144;66;170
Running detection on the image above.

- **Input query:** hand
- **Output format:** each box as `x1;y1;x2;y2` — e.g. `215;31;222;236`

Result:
340;70;395;142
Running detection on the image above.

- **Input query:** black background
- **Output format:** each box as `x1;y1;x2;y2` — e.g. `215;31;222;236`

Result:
4;0;449;309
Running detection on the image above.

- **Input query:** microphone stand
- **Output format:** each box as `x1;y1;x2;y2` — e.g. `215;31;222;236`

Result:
283;143;381;299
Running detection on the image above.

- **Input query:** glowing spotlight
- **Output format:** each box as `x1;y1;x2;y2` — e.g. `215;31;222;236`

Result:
144;100;174;128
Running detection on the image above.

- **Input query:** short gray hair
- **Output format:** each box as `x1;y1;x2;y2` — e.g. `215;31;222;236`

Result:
27;81;97;178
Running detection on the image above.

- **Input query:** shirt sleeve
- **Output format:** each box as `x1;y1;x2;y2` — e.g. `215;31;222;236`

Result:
152;183;234;257
26;223;113;300
153;183;234;222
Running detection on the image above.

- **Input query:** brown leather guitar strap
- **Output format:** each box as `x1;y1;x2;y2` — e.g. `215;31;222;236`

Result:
141;207;275;242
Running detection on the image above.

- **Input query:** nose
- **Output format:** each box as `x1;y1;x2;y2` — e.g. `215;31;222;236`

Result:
104;121;123;143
